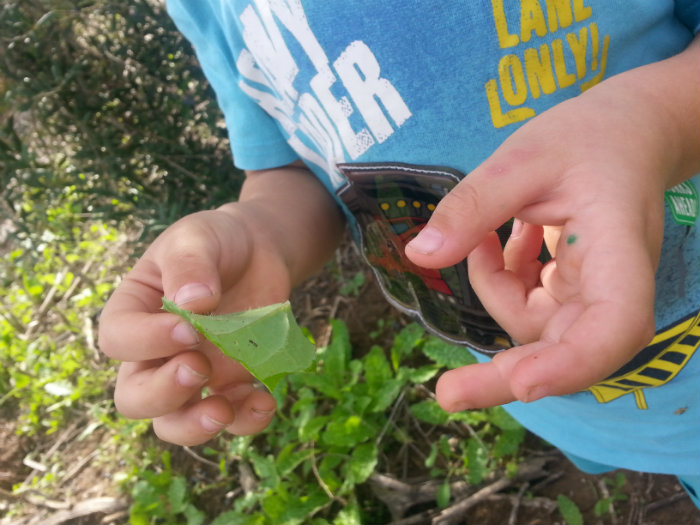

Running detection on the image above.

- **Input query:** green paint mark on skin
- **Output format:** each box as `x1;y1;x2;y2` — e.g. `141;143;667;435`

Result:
566;234;578;245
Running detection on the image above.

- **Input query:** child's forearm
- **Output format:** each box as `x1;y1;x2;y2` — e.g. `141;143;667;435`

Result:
220;162;346;287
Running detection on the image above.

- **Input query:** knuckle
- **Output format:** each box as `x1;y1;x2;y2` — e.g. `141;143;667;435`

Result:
151;421;187;446
96;325;119;359
438;180;482;222
113;390;141;419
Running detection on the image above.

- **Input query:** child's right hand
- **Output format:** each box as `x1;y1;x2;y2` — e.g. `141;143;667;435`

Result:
98;164;345;446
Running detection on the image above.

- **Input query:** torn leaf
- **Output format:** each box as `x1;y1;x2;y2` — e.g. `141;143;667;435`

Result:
162;298;316;391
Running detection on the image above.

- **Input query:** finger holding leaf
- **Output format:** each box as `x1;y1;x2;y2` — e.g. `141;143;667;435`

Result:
162;298;316;392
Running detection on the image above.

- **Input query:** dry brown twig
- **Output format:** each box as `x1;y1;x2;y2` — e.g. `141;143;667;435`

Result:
371;456;553;525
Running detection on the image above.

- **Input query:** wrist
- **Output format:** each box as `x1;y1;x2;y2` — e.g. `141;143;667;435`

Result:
237;164;345;285
586;37;700;188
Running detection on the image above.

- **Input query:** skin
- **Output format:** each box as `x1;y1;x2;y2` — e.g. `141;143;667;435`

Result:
98;162;345;445
99;36;699;446
406;35;700;412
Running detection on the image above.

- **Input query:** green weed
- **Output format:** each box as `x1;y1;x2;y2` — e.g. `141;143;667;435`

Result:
0;211;129;435
557;493;584;525
166;319;528;524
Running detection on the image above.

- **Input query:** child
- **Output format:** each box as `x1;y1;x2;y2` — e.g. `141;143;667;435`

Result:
98;0;700;506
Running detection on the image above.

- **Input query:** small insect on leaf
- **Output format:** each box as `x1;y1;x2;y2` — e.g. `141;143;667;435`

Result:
162;298;316;392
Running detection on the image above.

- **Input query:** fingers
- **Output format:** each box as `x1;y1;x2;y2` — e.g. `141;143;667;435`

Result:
440;216;656;409
114;351;212;419
115;352;276;446
435;360;520;412
151;396;236;447
98;212;252;362
468;225;555;343
502;220;546;289
151;388;276;446
99;288;202;362
436;295;655;411
155;215;229;313
510;302;655;398
405;144;559;269
223;388;277;436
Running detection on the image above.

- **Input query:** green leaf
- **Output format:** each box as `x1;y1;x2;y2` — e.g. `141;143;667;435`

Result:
466;439;489;485
334;498;362;525
347;443;378;484
368;379;403;413
436;479;451;509
162;298;316;391
248;451;280;489
593;498;611;518
212;510;259;525
184;504;206;525
422;337;477;368
299;415;330;443
397;364;439;384
321;414;374;447
297;372;343;399
363;346;392;387
410;400;449;425
390;323;424;369
168;476;187;514
487;406;523;431
323;319;351;381
492;427;526;458
276;443;312;476
557;494;584;525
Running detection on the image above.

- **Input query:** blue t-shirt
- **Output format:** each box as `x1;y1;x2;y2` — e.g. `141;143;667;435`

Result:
166;0;700;476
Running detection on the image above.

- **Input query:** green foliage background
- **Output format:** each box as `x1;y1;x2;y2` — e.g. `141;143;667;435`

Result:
1;0;243;241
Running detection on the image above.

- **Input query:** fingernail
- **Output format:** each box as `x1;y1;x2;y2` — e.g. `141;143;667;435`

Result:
251;408;275;420
407;226;444;254
201;415;227;433
510;219;524;239
174;283;213;306
172;321;200;347
176;364;208;387
523;384;550;403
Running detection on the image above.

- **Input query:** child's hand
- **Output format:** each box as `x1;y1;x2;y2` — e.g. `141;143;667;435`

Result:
99;208;288;445
99;164;345;445
406;39;699;411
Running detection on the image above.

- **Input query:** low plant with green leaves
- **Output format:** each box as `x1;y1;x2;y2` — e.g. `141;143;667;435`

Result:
557;493;584;525
156;319;528;525
594;472;628;518
0;211;129;435
129;450;207;525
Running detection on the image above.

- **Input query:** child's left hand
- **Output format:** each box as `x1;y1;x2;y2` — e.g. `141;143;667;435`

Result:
405;37;699;411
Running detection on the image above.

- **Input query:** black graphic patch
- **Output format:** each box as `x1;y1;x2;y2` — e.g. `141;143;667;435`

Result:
337;162;514;354
588;310;700;409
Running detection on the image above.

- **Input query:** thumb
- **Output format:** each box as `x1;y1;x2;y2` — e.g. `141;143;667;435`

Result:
155;214;239;314
405;150;554;269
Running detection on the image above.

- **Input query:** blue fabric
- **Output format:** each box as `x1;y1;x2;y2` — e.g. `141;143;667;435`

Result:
675;0;700;34
680;476;700;507
166;0;700;487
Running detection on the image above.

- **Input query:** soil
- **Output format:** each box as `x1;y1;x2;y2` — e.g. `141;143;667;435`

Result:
1;238;698;525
